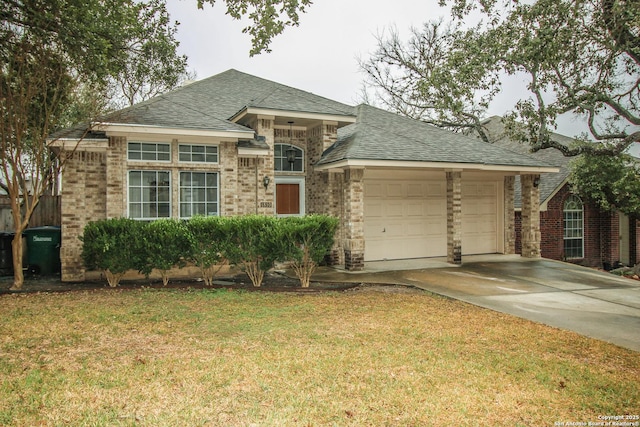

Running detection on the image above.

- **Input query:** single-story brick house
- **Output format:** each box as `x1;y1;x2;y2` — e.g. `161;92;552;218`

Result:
481;116;640;268
55;70;557;282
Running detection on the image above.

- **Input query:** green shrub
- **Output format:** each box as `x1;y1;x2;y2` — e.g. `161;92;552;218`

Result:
140;219;191;286
80;218;145;287
224;215;282;287
185;216;231;286
280;215;339;287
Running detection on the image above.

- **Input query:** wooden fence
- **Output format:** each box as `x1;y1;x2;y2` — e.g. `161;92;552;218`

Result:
0;195;61;232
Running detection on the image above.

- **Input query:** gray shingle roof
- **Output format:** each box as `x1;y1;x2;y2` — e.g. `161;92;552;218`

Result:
480;116;573;207
319;105;552;168
101;69;355;132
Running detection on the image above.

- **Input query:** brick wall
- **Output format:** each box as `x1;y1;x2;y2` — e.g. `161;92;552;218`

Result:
61;151;107;281
515;182;636;268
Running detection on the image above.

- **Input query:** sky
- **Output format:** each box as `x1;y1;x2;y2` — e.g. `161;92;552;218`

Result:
164;0;639;156
164;0;507;106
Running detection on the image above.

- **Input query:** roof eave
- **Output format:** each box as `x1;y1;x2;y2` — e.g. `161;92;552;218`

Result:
315;159;559;173
93;122;255;139
230;107;357;126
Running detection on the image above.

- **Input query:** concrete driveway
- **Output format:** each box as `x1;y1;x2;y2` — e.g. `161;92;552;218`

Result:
313;255;640;352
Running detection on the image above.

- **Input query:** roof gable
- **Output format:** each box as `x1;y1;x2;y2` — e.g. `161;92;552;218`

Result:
101;69;355;132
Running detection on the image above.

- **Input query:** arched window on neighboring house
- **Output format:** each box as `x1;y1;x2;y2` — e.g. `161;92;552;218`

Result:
563;194;584;259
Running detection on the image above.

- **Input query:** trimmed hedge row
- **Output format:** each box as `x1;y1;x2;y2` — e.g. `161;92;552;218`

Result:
80;215;339;288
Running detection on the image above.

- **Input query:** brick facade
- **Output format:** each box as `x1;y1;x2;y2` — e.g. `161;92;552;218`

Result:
514;182;640;268
59;117;350;281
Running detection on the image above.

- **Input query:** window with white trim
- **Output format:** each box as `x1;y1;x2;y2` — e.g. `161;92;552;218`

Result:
179;171;219;218
563;194;584;259
274;144;304;172
128;142;170;161
179;144;218;163
128;171;171;219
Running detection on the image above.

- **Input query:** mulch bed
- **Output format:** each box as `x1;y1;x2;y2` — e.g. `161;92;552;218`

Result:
0;271;362;295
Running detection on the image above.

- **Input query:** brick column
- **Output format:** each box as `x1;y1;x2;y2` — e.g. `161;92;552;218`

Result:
326;171;344;266
254;116;275;216
447;171;462;264
504;176;516;254
521;174;541;258
343;168;365;270
106;137;126;218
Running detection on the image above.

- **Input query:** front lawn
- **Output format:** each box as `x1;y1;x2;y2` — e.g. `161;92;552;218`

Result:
1;287;638;426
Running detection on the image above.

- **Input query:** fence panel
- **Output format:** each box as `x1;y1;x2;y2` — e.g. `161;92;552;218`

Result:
0;195;61;231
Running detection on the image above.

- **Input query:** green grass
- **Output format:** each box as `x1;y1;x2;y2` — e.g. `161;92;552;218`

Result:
0;287;638;426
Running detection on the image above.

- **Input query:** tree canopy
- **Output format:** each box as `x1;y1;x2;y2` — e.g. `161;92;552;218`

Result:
198;0;312;56
362;0;639;156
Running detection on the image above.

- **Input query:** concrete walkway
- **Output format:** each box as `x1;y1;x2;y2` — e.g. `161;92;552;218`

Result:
313;255;640;352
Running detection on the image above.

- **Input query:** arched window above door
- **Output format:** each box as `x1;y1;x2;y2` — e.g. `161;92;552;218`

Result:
274;144;304;172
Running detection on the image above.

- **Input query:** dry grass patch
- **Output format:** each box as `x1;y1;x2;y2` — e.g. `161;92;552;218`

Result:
0;287;638;426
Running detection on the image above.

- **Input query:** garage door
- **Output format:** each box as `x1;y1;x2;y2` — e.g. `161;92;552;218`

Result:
462;182;498;254
364;179;447;261
364;178;499;261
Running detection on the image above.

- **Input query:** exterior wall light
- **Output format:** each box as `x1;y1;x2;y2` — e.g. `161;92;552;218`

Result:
263;175;270;189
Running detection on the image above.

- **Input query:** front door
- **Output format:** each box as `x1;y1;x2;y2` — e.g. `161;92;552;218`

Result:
276;183;300;215
275;177;305;216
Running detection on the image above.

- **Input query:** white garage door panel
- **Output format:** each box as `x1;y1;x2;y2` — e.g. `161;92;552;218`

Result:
462;182;498;254
365;179;447;261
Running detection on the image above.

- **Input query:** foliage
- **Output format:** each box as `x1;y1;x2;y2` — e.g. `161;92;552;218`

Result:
107;0;189;108
569;153;640;215
198;0;312;56
280;215;338;287
0;0;188;289
224;215;282;287
359;20;499;143
184;215;232;286
80;218;145;287
362;0;639;155
140;219;191;286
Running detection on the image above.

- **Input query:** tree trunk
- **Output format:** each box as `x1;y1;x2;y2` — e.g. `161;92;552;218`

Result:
10;232;24;290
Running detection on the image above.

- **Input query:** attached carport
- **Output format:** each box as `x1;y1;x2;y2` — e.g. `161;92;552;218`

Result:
316;105;558;270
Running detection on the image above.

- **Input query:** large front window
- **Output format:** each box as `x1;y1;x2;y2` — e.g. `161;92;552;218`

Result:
563;194;584;259
180;172;219;218
128;171;171;219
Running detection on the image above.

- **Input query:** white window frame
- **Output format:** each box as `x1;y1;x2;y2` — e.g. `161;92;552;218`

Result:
179;171;220;219
127;142;171;162
563;194;584;259
274;143;304;172
274;176;305;217
127;170;171;220
178;144;219;164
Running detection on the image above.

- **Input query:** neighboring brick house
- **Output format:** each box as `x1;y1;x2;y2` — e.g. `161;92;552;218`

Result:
54;70;557;282
482;116;640;269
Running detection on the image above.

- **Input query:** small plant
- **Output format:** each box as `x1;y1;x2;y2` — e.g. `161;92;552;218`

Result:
80;218;145;287
281;215;339;287
185;216;230;286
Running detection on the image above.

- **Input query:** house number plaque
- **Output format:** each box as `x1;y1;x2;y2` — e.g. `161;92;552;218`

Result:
259;201;273;208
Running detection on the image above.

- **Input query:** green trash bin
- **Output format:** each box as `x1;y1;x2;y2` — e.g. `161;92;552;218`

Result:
24;226;61;275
